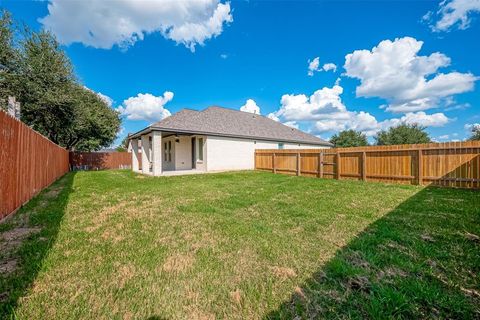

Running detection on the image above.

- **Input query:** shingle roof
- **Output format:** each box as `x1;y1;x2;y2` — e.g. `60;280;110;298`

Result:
135;106;331;146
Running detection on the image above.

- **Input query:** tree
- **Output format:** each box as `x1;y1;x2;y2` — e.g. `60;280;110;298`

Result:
375;123;431;145
17;29;78;146
60;85;121;151
330;129;369;147
469;124;480;141
1;10;121;150
0;10;20;110
116;136;129;152
13;25;120;151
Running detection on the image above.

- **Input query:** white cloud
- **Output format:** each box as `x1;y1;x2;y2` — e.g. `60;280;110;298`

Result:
307;57;337;76
40;0;233;51
322;63;337;72
283;121;299;129
268;81;451;137
267;112;280;122
117;91;173;122
436;133;459;141
465;123;480;132
240;99;260;114
381;111;451;128
424;0;480;32
269;83;381;136
220;53;228;59
307;57;320;76
344;37;477;113
275;84;348;121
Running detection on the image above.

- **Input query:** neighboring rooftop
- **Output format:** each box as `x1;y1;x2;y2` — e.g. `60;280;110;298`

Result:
132;106;331;146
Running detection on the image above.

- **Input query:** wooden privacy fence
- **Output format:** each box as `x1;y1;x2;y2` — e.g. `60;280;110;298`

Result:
70;152;131;170
0;110;69;219
255;141;480;188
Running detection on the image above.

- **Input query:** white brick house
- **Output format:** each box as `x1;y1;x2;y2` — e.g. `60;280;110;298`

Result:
128;106;332;175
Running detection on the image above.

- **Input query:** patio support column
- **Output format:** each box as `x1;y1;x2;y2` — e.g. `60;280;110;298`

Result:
130;139;140;172
151;131;162;176
141;134;151;175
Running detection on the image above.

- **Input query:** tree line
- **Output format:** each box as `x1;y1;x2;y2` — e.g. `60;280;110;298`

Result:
330;121;479;148
0;10;120;151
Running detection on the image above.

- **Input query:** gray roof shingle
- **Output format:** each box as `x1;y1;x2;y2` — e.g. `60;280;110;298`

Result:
136;106;331;146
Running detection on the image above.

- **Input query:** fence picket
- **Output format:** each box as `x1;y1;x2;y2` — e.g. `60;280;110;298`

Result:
255;141;480;189
0;110;69;219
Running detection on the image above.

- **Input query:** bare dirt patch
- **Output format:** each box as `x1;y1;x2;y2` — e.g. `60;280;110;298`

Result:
116;264;136;289
0;259;18;276
0;226;41;254
44;188;62;199
230;289;242;305
377;267;408;282
294;286;306;300
187;310;216;320
101;229;125;243
345;251;370;270
163;253;195;273
2;227;41;242
270;266;297;280
347;275;371;293
0;226;42;277
85;203;128;233
464;232;479;243
421;234;435;242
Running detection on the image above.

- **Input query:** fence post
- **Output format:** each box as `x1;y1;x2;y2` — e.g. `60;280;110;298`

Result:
336;152;341;180
417;149;423;185
318;152;323;178
296;152;301;176
272;152;276;174
362;151;367;181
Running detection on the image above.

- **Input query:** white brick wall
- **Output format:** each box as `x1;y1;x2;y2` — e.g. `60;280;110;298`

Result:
206;136;327;171
151;131;162;176
141;135;150;175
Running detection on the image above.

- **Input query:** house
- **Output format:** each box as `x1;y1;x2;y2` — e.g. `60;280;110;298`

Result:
128;106;332;175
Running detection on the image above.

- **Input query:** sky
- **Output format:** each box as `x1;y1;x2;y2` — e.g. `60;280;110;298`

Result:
2;0;480;145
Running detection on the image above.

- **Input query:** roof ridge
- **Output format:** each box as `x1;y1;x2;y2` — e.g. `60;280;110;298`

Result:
205;105;306;132
204;105;325;140
205;105;270;119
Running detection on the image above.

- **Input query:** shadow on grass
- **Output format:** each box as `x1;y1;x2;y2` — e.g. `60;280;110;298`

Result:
265;186;480;319
0;172;76;318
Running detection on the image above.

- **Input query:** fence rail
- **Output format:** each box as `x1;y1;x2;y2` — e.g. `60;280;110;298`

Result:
255;141;480;188
0;110;69;219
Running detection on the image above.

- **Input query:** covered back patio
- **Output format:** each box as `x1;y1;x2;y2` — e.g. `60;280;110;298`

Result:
128;130;207;176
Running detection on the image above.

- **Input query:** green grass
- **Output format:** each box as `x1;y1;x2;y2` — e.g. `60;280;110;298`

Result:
0;170;479;319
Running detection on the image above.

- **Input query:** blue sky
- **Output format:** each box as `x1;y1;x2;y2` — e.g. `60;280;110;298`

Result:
2;0;479;144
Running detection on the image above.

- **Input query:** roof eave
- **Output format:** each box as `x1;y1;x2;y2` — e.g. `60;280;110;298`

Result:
129;126;332;147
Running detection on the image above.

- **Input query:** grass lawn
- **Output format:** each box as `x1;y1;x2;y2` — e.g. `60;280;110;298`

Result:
0;170;479;319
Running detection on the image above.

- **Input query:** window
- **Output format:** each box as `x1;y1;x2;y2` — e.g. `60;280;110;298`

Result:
168;141;172;162
198;137;204;161
164;142;167;160
278;143;284;149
